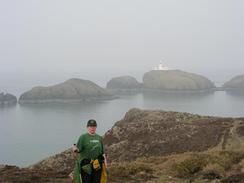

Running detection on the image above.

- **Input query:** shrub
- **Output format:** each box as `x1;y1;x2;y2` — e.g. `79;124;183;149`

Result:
172;154;208;178
109;162;153;177
201;163;225;180
171;151;244;179
208;151;244;170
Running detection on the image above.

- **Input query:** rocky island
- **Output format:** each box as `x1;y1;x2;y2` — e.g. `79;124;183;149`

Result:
18;78;114;104
1;108;244;183
106;76;142;93
143;70;215;92
223;74;244;92
0;92;17;105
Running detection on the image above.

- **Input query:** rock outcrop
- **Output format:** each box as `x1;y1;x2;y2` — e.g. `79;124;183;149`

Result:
19;78;114;104
103;108;244;162
106;76;141;92
0;92;17;105
223;74;244;91
143;70;215;92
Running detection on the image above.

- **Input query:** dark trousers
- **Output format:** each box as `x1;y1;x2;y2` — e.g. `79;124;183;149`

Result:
81;168;102;183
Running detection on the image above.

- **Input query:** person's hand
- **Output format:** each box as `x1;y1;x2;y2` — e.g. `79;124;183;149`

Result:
72;144;79;153
103;154;108;168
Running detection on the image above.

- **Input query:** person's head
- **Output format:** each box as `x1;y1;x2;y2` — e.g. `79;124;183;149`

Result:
87;119;97;135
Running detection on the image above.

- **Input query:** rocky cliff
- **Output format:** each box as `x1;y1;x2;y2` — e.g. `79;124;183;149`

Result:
19;78;114;104
143;70;215;92
104;108;244;161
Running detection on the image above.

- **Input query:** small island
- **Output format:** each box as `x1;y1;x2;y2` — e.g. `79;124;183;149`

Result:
19;78;114;104
143;69;215;92
106;76;142;93
223;74;244;92
0;92;17;106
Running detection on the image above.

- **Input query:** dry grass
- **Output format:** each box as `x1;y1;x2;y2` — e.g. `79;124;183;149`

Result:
107;151;244;183
169;151;244;179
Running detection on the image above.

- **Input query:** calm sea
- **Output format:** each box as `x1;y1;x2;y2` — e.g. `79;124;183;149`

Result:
0;70;244;167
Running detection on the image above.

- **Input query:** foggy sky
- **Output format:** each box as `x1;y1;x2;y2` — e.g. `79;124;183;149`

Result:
0;0;244;76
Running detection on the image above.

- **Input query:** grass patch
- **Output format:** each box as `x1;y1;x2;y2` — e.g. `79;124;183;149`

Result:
171;151;244;179
205;151;243;170
171;154;208;178
109;161;153;177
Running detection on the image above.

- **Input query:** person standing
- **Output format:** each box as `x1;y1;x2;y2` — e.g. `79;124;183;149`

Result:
70;119;107;183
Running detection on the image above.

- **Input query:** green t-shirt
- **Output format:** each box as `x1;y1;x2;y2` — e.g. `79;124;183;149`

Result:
76;133;104;160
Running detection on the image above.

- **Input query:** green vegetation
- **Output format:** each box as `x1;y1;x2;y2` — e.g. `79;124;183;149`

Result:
110;161;153;176
172;154;208;178
171;151;244;179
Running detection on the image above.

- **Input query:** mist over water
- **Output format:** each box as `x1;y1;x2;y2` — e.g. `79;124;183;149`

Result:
1;67;243;97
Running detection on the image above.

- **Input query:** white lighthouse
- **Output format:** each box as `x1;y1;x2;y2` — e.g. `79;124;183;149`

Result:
154;60;170;70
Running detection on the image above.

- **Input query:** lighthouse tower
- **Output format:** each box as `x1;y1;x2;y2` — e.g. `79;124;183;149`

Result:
154;60;170;70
